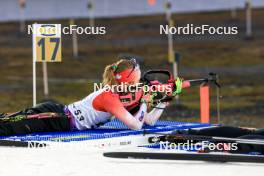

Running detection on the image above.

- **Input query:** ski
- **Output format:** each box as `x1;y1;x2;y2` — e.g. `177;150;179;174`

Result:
148;133;264;146
0;112;67;123
103;151;264;163
0;139;47;148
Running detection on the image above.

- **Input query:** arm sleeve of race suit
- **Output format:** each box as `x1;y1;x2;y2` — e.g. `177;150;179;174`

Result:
144;102;167;126
102;93;147;130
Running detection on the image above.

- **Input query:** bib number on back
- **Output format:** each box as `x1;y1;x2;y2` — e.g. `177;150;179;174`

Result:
74;109;85;121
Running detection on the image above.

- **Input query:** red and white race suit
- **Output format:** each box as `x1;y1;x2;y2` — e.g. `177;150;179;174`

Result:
68;89;166;130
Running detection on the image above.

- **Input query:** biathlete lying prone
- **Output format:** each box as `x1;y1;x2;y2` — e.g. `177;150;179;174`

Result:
0;58;175;136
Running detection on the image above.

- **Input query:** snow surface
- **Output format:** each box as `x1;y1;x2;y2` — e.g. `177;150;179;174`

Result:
0;142;264;176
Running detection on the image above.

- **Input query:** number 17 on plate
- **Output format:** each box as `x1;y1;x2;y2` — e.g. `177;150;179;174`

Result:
32;24;62;62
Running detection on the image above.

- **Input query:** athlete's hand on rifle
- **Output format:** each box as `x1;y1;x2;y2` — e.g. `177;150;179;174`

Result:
140;91;156;104
172;77;184;96
141;91;170;109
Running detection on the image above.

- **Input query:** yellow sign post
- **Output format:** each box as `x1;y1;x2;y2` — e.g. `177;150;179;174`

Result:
32;24;61;106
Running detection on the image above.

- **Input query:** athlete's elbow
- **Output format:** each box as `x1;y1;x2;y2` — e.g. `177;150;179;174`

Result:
144;118;156;126
128;123;143;130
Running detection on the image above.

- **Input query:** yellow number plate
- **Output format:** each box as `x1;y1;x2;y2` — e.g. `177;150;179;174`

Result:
36;37;61;62
33;24;62;62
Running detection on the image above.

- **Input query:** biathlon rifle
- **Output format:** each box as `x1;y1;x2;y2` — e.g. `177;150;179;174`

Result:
141;70;220;105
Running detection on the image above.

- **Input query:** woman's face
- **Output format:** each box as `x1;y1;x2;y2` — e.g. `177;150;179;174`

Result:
119;68;141;93
128;68;141;85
